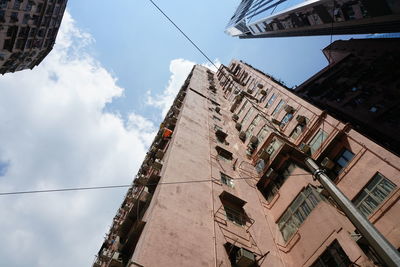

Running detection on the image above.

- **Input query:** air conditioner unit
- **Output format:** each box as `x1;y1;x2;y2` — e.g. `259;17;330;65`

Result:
215;106;221;113
235;122;242;131
236;248;255;267
284;105;295;113
296;115;306;124
247;88;253;94
239;131;246;141
259;89;267;95
299;143;311;154
257;83;264;89
232;114;239;121
250;136;258;145
321;157;335;169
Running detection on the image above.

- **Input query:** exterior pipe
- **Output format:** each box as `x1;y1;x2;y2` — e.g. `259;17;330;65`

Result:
304;158;400;267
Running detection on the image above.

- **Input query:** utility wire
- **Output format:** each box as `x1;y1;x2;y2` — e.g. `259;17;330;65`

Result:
148;0;218;70
0;173;312;196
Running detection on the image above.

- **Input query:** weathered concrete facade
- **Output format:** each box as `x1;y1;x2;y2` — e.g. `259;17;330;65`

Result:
93;59;399;266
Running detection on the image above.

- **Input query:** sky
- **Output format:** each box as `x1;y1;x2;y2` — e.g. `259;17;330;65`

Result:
0;1;365;266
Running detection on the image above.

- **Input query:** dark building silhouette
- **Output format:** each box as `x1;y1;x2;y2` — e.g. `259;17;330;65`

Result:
296;38;400;155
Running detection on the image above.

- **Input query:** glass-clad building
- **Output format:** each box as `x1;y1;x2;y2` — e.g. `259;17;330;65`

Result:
226;0;400;38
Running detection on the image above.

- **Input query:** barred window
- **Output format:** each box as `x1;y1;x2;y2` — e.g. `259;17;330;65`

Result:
278;186;322;241
353;173;397;217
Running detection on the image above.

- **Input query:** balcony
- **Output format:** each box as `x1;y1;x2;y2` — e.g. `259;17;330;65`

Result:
254;133;305;177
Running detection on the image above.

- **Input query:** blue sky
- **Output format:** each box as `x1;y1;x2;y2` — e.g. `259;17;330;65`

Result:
0;1;368;266
67;0;347;122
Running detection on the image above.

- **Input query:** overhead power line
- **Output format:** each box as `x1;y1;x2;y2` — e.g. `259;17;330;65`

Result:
0;173;312;196
147;0;218;70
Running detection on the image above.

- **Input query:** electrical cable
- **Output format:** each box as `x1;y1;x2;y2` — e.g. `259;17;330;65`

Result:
147;0;218;70
0;173;312;196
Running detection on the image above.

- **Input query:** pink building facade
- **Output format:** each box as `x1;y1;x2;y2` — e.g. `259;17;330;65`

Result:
93;60;400;267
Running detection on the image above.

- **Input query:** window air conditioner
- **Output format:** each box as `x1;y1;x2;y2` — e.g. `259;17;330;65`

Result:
239;131;246;141
299;143;311;154
321;157;335;169
215;106;221;113
235;122;242;131
296;115;306;124
284;105;295;113
236;248;256;267
250;135;258;145
232;114;239;121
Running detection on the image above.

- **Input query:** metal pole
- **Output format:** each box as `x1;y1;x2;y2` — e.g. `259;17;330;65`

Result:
305;158;400;267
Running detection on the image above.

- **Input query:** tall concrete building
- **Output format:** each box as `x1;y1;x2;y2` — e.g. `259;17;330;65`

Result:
0;0;68;74
93;60;399;266
226;0;400;38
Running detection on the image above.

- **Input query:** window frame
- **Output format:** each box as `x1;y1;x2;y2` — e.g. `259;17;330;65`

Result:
272;99;286;117
333;148;355;175
277;186;322;242
224;205;245;226
309;129;328;154
353;172;397;217
265;93;277;108
220;172;234;188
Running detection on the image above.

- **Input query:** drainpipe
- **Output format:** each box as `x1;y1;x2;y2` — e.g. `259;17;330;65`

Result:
304;158;400;267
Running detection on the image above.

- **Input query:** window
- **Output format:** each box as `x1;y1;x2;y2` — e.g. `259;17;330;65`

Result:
237;101;249;118
216;146;233;161
333;148;354;175
280;113;293;127
311;240;351;267
245;115;261;139
265;93;276;108
212;115;221;122
221;173;234;188
278;186;322;241
309;130;328;154
224;205;245;226
257;125;271;144
214;124;223;132
272;100;286;117
353;173;397;217
259;161;298;202
241;107;255;125
290;124;305;140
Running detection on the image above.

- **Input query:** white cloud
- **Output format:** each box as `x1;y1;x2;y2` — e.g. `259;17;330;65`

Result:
0;11;155;267
146;58;221;117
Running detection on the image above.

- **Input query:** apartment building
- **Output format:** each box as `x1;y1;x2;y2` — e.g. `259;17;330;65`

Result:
93;59;399;266
295;38;400;155
0;0;68;74
226;0;400;38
